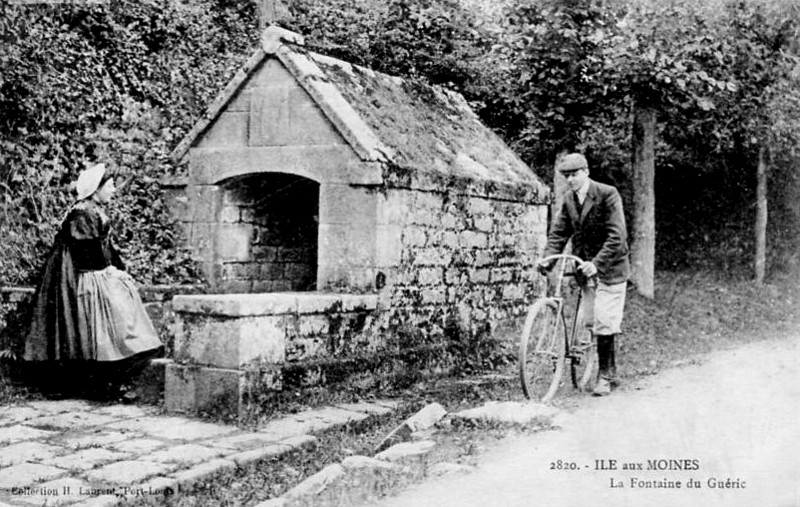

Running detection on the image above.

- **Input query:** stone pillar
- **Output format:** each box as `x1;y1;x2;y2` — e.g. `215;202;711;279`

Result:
317;182;380;292
186;184;223;289
257;0;290;29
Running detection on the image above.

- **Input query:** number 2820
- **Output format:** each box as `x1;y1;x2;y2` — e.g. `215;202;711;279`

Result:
549;460;579;470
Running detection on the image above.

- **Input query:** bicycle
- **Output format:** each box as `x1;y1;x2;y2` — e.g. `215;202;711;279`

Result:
519;253;598;403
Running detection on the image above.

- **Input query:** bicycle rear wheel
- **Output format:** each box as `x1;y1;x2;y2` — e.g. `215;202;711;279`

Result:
569;328;597;391
519;298;566;403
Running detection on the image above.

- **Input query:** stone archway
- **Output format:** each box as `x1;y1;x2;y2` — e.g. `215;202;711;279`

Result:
216;173;319;293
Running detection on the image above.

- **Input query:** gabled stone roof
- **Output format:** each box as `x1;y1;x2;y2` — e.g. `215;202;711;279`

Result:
172;26;541;189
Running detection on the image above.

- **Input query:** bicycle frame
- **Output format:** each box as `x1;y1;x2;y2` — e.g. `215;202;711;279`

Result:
541;254;589;357
520;253;599;402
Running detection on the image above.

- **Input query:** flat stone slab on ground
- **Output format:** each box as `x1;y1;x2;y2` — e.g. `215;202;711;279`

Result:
57;430;133;450
256;417;325;441
84;460;175;485
0;462;66;489
288;463;345;496
0;425;59;445
49;448;131;471
341;455;400;472
226;443;295;467
105;416;237;441
25;411;120;430
24;400;93;414
0;407;42;425
255;403;387;442
305;406;371;425
147;444;227;466
376;403;446;452
91;405;158;418
452;401;558;425
374;440;436;479
170;458;236;487
207;431;286;451
374;440;436;462
108;437;167;455
0;442;65;467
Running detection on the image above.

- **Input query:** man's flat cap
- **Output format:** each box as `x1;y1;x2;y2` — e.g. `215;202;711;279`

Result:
556;153;589;172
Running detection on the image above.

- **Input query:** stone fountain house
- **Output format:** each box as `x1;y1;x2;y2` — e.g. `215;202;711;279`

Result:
162;27;550;417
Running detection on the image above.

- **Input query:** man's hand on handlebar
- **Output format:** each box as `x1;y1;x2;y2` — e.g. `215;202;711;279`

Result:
536;255;597;278
579;261;597;277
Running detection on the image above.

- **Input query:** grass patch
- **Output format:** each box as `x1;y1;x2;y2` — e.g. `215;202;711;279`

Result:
619;270;800;380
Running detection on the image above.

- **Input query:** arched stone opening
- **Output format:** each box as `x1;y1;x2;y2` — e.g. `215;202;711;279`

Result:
217;173;319;292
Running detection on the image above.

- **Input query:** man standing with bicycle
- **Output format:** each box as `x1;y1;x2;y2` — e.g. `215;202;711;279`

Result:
537;153;630;396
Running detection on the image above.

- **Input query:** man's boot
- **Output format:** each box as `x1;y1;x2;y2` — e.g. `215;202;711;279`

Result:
593;334;617;396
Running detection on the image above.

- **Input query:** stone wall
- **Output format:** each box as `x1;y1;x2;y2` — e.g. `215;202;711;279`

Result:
374;176;549;348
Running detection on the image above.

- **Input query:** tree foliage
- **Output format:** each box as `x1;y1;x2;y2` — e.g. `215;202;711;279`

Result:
1;0;799;289
0;0;258;285
286;0;488;86
478;0;800;274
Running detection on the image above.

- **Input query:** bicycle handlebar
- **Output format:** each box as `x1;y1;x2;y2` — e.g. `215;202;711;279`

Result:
538;254;597;283
539;253;585;266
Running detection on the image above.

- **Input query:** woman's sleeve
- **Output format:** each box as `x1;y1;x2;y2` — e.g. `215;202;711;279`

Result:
69;211;100;240
68;210;108;270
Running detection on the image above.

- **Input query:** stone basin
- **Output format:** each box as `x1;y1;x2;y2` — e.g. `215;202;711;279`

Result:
165;292;380;419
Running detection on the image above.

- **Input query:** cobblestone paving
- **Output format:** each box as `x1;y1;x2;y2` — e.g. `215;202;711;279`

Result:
0;398;400;507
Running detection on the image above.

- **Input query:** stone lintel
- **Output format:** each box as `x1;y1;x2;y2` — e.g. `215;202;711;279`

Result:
172;292;378;317
187;146;379;186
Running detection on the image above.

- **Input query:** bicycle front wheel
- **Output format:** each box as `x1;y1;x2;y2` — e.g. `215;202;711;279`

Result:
519;298;566;403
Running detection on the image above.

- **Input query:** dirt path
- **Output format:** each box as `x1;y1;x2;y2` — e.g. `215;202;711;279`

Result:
375;334;800;507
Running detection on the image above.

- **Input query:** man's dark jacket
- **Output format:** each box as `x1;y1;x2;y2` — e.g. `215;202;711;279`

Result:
543;179;630;285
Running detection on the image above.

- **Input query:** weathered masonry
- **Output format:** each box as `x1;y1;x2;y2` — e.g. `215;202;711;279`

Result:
163;27;550;417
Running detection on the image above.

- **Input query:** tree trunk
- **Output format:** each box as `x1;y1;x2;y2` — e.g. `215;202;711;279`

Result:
545;154;573;291
755;145;768;285
630;102;656;299
552;153;569;226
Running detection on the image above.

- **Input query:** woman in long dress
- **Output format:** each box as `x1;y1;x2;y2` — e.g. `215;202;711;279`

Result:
24;163;163;396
